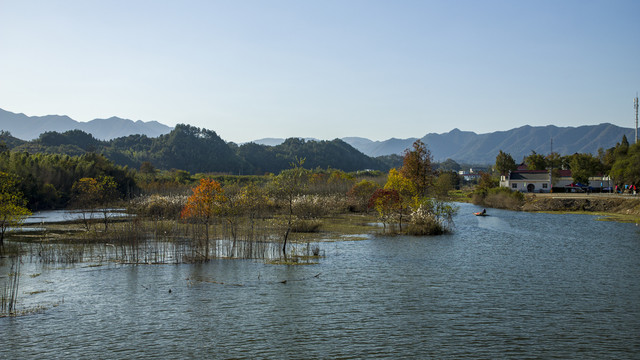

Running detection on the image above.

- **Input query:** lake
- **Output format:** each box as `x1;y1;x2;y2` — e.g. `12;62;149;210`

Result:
2;202;639;359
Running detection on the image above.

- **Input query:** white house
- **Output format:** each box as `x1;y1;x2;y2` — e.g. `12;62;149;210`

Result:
501;168;612;193
500;170;551;193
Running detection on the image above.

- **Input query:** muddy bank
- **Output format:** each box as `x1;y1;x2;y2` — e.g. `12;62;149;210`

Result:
521;195;640;216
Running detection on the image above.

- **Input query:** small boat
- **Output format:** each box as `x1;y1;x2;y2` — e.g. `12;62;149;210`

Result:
474;211;488;216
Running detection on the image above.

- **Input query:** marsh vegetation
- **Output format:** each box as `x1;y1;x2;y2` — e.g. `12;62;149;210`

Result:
0;140;463;315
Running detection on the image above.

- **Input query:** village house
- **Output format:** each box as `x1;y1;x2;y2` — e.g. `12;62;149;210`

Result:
500;170;551;193
457;167;487;182
500;167;613;193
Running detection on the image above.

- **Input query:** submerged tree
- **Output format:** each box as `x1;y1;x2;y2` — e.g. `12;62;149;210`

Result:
368;188;401;232
384;168;416;231
181;178;226;260
71;176;120;231
237;182;269;239
0;172;31;250
270;159;309;258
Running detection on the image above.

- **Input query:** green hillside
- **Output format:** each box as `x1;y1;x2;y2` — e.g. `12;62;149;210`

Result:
1;125;388;174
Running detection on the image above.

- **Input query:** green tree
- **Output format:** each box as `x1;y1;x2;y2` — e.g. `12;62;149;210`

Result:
270;159;309;258
545;152;565;186
616;134;630;157
71;176;121;231
433;171;460;198
72;177;101;230
368;188;401;233
545;152;563;170
399;140;434;196
524;151;546;170
96;176;120;231
346;180;380;212
495;150;517;175
0;172;31;249
236;182;269;240
477;171;499;192
610;143;640;187
384;168;417;230
569;153;601;185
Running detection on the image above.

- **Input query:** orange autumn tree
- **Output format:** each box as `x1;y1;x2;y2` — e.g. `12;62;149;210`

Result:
181;178;226;260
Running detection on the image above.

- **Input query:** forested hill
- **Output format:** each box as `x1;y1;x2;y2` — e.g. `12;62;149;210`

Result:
236;138;386;174
0;125;388;174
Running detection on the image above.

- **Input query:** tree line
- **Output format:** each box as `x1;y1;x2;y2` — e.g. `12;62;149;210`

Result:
495;135;639;187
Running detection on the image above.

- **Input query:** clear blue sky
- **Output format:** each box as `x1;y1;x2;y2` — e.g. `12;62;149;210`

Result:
1;0;638;143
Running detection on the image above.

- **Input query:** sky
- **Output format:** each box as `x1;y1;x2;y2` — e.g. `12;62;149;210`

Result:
1;0;639;143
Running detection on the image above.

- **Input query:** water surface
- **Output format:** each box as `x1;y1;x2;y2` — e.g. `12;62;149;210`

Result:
2;203;639;358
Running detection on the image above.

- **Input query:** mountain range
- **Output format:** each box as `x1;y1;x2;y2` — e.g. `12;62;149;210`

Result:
257;124;635;164
1;107;635;164
0;108;172;140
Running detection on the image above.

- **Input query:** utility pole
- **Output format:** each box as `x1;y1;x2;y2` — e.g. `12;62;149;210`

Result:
549;137;553;192
635;93;639;144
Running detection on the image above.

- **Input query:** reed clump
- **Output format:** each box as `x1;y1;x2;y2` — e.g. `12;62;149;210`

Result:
1;256;20;316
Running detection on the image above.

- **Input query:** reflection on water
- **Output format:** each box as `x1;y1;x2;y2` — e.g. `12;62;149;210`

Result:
2;202;639;359
24;209;129;224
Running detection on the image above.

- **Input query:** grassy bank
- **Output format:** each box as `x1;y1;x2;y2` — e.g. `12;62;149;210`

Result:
469;185;640;223
521;194;640;222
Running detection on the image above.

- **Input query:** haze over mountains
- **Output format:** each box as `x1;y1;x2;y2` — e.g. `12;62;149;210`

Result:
0;108;634;165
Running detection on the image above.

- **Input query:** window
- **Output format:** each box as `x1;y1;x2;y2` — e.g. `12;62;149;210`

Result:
512;183;518;189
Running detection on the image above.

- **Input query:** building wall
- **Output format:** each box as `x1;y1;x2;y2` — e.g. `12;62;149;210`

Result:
507;180;551;193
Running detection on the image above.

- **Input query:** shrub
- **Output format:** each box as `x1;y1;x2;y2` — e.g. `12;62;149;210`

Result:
472;187;524;210
292;194;349;218
406;203;450;235
131;194;187;219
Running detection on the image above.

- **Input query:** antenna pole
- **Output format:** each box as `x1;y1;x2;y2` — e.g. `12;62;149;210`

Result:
635;93;639;144
549;137;553;191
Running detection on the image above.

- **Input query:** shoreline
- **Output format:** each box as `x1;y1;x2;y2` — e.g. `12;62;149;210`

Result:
522;193;640;222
